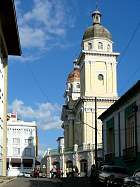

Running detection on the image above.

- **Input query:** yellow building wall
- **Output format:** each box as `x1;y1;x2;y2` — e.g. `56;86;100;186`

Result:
81;59;117;98
81;100;115;145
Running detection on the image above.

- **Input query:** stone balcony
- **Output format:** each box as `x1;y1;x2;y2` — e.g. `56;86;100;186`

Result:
47;143;103;156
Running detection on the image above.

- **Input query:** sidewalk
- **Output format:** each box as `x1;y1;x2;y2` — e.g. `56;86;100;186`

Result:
0;177;16;186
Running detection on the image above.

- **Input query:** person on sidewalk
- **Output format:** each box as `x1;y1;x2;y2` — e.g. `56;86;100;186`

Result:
50;165;57;178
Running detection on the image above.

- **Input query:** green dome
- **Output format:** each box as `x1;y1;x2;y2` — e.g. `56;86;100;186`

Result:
83;24;112;41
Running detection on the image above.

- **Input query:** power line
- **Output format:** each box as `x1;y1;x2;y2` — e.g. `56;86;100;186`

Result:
119;63;140;93
80;120;140;134
104;20;140;94
81;121;102;132
118;21;140;66
117;21;140;93
97;20;140;96
25;63;49;102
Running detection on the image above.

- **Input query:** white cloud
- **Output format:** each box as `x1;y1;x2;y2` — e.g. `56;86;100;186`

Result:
23;0;66;35
9;99;62;130
15;0;76;49
38;144;47;160
9;53;41;63
20;26;46;48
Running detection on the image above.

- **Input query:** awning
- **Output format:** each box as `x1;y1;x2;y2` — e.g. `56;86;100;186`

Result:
23;159;33;164
35;160;40;165
11;158;21;163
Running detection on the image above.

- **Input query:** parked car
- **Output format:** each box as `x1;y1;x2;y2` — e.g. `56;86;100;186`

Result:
123;169;140;187
98;165;129;186
18;172;24;177
24;172;31;178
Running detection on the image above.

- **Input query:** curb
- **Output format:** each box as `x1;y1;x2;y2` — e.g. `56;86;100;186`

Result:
0;177;17;186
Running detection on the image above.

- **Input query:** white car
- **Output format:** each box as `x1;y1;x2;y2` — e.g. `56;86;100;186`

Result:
18;172;24;177
24;172;31;178
98;165;129;186
123;169;140;187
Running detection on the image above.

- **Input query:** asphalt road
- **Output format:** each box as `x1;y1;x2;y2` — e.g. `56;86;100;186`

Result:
3;177;94;187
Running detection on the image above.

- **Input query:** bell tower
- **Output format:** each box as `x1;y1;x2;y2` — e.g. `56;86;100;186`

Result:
74;9;119;145
79;10;119;99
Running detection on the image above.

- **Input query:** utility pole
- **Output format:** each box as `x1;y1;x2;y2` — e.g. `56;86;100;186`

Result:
95;97;98;170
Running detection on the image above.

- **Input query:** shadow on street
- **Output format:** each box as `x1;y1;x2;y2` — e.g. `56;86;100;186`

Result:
3;177;96;187
61;177;93;187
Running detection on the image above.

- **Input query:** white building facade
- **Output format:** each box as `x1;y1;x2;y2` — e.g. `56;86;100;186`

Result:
7;113;38;176
0;0;21;176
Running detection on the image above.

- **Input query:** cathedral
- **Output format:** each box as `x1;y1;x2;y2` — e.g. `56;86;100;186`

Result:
45;9;120;177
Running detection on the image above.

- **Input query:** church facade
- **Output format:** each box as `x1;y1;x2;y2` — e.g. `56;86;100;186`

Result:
44;9;119;177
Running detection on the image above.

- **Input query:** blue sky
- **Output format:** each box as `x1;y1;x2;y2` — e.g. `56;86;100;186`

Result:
9;0;140;156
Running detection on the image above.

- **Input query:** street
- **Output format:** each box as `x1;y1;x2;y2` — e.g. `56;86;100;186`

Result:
3;177;94;187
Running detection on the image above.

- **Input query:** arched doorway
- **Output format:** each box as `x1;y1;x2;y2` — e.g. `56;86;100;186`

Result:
52;161;60;169
66;160;73;169
80;159;88;177
66;160;73;177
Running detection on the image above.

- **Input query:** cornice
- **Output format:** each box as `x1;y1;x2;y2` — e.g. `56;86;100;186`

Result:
77;50;120;64
74;96;118;109
83;50;120;56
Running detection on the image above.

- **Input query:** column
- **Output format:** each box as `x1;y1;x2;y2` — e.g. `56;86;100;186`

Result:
46;149;51;178
73;144;78;167
87;151;94;176
21;158;24;173
60;146;65;177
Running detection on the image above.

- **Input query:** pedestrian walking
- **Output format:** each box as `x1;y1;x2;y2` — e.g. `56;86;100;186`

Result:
75;166;79;177
60;169;63;178
66;168;69;178
50;165;57;178
56;168;61;178
90;164;98;182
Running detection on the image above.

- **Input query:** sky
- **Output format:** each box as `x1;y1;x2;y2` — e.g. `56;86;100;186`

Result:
8;0;140;157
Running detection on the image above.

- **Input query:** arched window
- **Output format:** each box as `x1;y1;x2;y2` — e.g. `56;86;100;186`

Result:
98;42;103;50
76;83;80;88
95;15;99;22
88;42;92;50
98;74;104;81
107;44;111;51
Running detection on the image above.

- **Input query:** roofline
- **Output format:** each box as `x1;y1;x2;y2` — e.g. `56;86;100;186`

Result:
11;0;21;55
98;80;140;120
0;0;21;56
77;50;120;65
56;137;64;141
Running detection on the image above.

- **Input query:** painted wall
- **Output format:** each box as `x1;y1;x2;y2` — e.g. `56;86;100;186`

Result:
102;93;140;173
7;116;37;176
0;20;8;176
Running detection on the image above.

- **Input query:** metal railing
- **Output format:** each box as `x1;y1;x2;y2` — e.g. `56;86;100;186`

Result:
64;147;73;153
49;149;59;155
78;143;103;151
48;143;103;156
